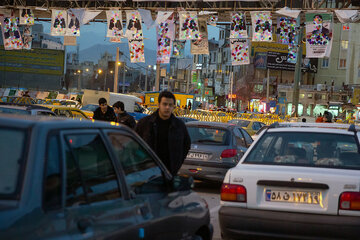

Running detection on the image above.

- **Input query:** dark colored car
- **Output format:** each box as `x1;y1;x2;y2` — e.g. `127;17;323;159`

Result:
0;103;56;116
179;121;253;182
0;114;212;240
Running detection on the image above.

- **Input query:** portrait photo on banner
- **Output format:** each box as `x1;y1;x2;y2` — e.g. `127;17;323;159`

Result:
179;11;200;40
0;16;23;50
157;19;174;64
129;39;145;63
19;9;34;25
191;17;209;55
277;16;299;63
305;13;333;58
251;11;272;42
106;10;123;38
173;41;185;58
22;25;32;50
126;11;143;40
51;10;67;36
230;12;248;39
66;11;81;36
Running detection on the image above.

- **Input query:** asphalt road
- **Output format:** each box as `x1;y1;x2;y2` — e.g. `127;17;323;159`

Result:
193;181;222;240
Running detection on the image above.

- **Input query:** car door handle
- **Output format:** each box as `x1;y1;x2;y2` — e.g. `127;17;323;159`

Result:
77;219;92;233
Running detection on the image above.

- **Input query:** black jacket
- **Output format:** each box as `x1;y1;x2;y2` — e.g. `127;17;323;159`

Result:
135;110;191;176
117;111;136;129
93;106;116;122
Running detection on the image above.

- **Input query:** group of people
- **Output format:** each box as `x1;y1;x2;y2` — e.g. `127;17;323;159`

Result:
93;91;191;176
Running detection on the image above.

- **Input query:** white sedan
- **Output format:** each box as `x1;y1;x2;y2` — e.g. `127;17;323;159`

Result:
219;122;360;240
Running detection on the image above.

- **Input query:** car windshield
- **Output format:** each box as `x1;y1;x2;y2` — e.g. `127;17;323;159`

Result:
0;128;27;199
229;120;250;127
187;126;231;145
0;107;30;115
81;105;97;111
244;132;360;170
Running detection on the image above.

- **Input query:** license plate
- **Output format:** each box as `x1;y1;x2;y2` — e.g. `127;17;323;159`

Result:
187;152;209;160
265;189;321;205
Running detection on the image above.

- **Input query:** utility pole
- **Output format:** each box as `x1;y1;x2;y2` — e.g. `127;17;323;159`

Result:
145;67;148;92
292;25;304;117
155;63;160;91
114;47;119;93
186;68;191;93
230;71;234;109
266;68;270;112
122;65;126;93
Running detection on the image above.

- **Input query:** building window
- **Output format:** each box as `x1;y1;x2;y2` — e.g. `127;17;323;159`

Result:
308;94;313;99
322;58;329;68
339;59;347;69
300;94;305;99
338;24;349;69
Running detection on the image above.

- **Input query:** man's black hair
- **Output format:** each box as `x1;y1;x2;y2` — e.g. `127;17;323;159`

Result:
113;101;125;111
158;91;176;104
99;98;107;105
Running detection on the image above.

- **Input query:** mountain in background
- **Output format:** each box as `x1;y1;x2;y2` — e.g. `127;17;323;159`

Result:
78;42;158;68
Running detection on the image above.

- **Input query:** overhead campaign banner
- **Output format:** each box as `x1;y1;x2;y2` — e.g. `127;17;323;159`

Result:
22;26;32;50
230;12;247;39
125;11;143;40
305;13;333;58
51;10;67;36
208;15;218;26
19;9;34;25
179;11;200;40
230;39;249;66
129;39;145;63
106;10;123;38
277;16;299;64
66;11;81;36
0;16;23;50
251;11;272;42
157;19;174;64
191;17;209;55
173;41;185;58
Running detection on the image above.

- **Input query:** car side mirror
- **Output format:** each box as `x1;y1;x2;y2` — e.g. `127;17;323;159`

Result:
171;175;194;192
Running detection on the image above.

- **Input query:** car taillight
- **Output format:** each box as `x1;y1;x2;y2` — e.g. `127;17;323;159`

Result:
221;149;237;158
339;192;360;211
221;183;246;202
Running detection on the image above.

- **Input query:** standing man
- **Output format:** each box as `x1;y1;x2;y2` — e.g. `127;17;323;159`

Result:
93;98;116;122
113;101;136;129
135;91;191;176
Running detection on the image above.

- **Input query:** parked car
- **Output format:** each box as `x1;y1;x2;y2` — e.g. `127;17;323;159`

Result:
179;121;253;182
220;122;360;240
40;105;89;119
228;119;265;136
251;125;269;141
80;103;98;119
0;114;212;240
179;117;199;123
0;103;56;116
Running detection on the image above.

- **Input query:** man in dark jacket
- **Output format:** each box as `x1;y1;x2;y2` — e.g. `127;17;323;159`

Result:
135;91;191;176
113;101;136;129
93;98;116;122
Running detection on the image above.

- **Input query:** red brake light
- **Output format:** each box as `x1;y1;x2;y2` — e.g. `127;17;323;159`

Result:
221;183;246;202
339;192;360;211
221;149;237;158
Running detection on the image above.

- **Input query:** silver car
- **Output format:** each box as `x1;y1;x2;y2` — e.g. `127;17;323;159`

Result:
179;121;253;182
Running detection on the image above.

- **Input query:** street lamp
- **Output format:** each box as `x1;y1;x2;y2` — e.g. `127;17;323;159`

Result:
110;70;114;74
98;69;102;74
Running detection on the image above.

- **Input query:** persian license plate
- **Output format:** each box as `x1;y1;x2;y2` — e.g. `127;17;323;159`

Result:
187;152;209;160
265;189;321;205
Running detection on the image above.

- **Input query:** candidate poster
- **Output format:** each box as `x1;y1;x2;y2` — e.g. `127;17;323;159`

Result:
277;16;299;63
251;11;272;42
306;13;333;58
22;25;32;50
191;17;209;55
51;10;67;36
129;39;145;63
0;16;23;50
106;10;123;38
19;9;34;25
230;12;247;39
208;15;218;26
125;11;143;40
230;39;249;66
66;11;81;36
179;11;200;40
157;19;174;64
173;41;185;58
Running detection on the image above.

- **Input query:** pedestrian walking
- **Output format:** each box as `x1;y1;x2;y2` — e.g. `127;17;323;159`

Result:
93;98;116;122
113;101;136;129
135;91;191;176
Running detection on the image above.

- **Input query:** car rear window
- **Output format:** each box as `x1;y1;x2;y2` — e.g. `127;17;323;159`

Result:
187;126;231;145
229;120;250;127
0;128;27;199
0;107;29;115
244;132;360;170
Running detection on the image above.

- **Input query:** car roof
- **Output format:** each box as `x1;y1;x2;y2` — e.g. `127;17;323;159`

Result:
0;103;53;111
186;121;235;129
266;122;357;135
0;113;126;130
38;105;82;110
